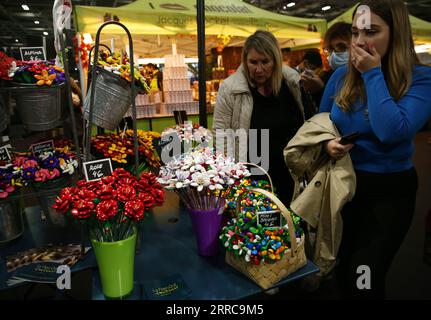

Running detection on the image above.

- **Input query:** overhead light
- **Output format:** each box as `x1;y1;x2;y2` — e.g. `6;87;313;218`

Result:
43;31;48;36
322;5;331;11
287;2;296;8
21;4;30;11
15;39;19;43
34;20;40;24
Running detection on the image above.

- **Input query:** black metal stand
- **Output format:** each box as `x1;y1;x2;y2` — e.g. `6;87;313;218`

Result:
197;0;207;128
85;21;140;178
59;31;83;176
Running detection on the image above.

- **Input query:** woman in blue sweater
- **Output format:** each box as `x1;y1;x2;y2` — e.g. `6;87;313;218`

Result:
320;0;431;299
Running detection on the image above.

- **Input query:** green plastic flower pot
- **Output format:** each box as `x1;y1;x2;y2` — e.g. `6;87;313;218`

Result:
91;231;137;299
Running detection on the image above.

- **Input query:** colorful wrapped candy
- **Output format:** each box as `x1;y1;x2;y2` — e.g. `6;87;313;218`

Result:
220;189;303;265
224;179;272;219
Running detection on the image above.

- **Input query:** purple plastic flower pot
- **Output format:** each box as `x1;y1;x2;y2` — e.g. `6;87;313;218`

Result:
188;206;224;257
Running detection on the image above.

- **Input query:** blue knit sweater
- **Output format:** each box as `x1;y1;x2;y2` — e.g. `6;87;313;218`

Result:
320;64;431;173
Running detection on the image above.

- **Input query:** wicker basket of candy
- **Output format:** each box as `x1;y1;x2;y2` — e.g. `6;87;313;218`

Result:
220;164;306;289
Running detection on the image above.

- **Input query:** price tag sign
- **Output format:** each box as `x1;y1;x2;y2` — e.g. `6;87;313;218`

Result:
256;210;282;229
83;158;113;182
19;47;46;61
0;146;11;162
31;140;54;158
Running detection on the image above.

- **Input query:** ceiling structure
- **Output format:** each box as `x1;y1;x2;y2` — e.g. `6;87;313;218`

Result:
0;0;430;49
246;0;431;21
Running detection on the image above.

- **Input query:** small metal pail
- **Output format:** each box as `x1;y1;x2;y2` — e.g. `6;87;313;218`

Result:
12;82;65;132
0;99;9;133
0;201;24;243
39;195;67;227
84;67;132;131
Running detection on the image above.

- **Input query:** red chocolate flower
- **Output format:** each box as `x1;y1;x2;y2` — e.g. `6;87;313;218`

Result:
76;180;90;189
59;187;78;199
112;168;132;180
138;192;156;210
71;200;94;219
150;188;165;206
96;184;116;200
96;200;118;221
124;200;145;222
134;179;151;192
101;175;116;185
116;185;136;202
117;177;137;187
140;172;158;185
52;196;71;214
76;189;96;202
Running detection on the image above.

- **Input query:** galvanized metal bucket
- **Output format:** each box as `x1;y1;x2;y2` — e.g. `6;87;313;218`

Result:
12;82;65;132
84;67;132;131
0;201;24;243
39;195;67;227
0;99;9;133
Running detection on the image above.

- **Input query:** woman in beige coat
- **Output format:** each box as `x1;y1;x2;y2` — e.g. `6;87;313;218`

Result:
213;30;305;203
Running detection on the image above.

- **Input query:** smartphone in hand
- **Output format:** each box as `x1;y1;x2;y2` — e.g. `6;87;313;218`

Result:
339;131;360;145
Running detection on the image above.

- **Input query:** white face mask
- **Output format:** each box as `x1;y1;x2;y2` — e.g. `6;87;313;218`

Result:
328;51;350;70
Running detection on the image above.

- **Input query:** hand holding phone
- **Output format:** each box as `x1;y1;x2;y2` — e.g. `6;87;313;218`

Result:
339;131;360;145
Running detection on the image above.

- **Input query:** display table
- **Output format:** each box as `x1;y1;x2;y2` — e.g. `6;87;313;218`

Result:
0;193;319;300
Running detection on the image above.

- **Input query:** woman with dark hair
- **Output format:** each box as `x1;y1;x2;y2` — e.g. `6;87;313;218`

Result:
320;0;431;299
324;22;352;71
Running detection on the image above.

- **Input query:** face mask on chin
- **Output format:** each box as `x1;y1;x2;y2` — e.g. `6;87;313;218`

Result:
328;51;350;70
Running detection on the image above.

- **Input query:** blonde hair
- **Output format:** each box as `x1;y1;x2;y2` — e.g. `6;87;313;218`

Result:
241;30;283;96
336;0;420;111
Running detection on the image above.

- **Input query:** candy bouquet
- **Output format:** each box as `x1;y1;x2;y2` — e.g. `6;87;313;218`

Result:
224;178;272;220
0;139;78;199
52;168;165;242
51;168;165;299
161;122;213;152
91;129;161;173
13;150;78;190
157;147;250;256
0;165;24;199
95;49;149;93
219;186;307;289
220;189;303;264
10;60;65;86
157;148;250;211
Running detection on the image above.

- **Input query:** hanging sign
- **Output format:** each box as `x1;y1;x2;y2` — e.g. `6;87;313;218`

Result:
20;47;46;61
256;210;282;229
83;158;113;182
0;146;11;162
31;140;54;158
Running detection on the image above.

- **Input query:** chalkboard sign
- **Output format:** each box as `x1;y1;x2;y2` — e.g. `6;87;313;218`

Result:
19;47;46;61
83;158;113;182
31;140;54;158
174;111;188;125
256;210;282;229
0;146;11;162
154;133;181;165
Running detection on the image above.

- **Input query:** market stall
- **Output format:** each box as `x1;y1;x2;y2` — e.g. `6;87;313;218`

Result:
74;0;327;54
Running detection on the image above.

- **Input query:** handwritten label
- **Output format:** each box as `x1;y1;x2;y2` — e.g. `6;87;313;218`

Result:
256;210;282;229
19;47;46;61
83;158;113;182
0;146;11;162
31;140;54;158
